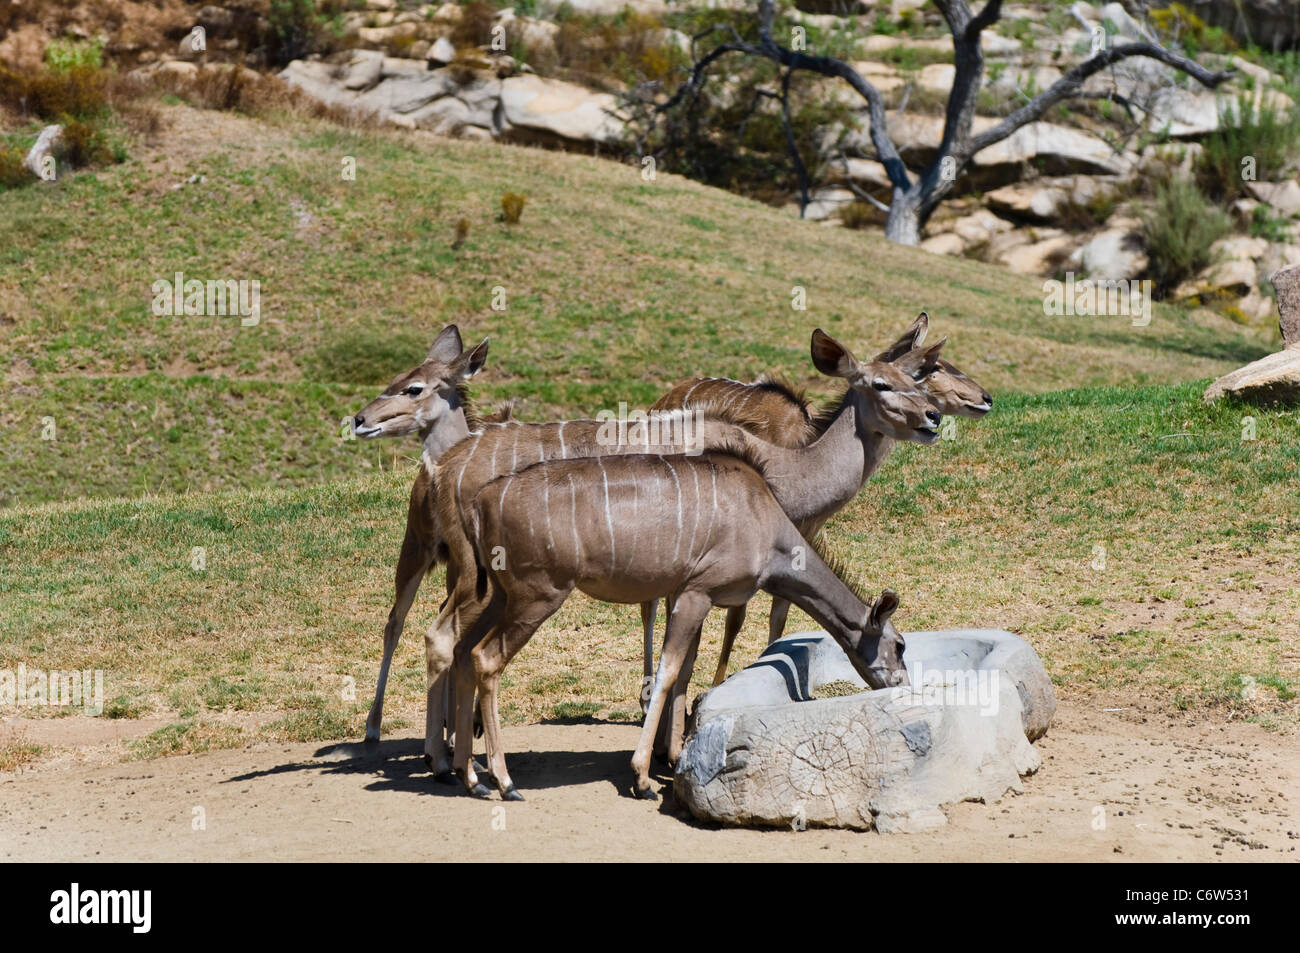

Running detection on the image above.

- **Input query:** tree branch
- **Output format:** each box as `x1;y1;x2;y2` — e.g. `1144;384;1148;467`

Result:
966;42;1233;156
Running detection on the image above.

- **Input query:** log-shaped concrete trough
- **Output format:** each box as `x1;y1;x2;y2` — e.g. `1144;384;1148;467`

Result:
674;629;1057;832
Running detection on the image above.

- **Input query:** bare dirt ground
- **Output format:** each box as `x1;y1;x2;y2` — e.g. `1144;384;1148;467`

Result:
0;700;1294;862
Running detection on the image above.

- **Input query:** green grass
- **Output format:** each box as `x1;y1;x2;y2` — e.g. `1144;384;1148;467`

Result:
2;381;1296;743
0;104;1274;507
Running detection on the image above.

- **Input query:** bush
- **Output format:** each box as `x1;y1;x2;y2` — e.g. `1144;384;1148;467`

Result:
1196;95;1300;199
0;62;109;121
55;117;116;169
0;146;29;190
501;192;527;224
1141;177;1232;295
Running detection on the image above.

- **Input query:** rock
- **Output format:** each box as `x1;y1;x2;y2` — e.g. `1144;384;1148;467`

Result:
498;75;623;147
1231;197;1259;229
339;49;384;90
1069;228;1148;281
917;63;955;96
674;629;1055;830
1246;180;1300;218
998;232;1075;275
849;61;906;94
23;124;62;179
177;31;206;61
427;36;456;67
919;232;966;256
1178;258;1259;300
987;182;1071;222
1202;348;1300;404
950;208;1013;247
801;187;858;221
1213;235;1270;262
1273;262;1300;346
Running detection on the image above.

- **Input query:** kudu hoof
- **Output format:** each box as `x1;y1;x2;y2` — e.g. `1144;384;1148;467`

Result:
633;783;659;801
458;771;493;798
500;784;525;802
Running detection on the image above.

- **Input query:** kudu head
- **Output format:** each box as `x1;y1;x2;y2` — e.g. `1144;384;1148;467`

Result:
810;328;944;444
853;589;908;689
352;325;489;439
875;312;993;418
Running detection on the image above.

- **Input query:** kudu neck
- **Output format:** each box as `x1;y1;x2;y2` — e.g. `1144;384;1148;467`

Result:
757;387;895;523
420;405;471;462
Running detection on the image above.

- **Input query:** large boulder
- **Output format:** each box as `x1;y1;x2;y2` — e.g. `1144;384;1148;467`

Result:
498;75;624;147
675;629;1056;832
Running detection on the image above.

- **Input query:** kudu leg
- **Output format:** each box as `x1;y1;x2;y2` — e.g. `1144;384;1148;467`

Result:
470;587;570;800
710;603;748;686
639;599;658;715
366;533;435;742
425;588;497;772
632;591;711;800
766;597;792;644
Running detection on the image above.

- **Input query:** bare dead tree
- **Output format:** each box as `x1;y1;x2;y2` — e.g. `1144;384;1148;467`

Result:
642;0;1234;245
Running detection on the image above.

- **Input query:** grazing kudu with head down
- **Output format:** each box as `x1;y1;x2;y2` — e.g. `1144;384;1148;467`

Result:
350;325;497;743
642;314;992;756
423;337;941;779
456;447;909;800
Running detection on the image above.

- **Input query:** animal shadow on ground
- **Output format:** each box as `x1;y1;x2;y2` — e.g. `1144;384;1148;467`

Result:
221;735;669;800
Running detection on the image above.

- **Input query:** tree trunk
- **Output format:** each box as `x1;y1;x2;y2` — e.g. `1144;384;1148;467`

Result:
884;191;922;245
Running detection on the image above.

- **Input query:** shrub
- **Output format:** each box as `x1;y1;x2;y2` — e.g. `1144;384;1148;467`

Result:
501;192;527;224
453;0;498;49
839;201;878;230
44;38;104;73
266;0;326;66
0;62;109;121
55;117;116;169
1140;177;1232;295
1196;95;1300;199
0;146;29;190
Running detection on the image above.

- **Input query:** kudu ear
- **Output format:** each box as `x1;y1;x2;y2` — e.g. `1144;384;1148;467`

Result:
450;337;489;380
427;325;464;364
810;329;861;380
873;312;929;362
870;589;899;626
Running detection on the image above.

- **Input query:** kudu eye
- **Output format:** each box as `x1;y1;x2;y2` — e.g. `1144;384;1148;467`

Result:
404;385;424;396
871;379;893;392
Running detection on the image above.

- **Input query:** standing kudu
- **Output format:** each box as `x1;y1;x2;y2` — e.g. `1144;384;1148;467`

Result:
456;447;910;800
423;338;941;778
642;314;992;750
350;325;495;743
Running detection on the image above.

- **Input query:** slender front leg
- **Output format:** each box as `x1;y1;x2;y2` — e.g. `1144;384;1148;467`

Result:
639;599;658;714
366;535;434;742
451;642;489;796
632;591;711;800
665;632;699;766
422;609;460;774
767;597;792;644
710;603;748;686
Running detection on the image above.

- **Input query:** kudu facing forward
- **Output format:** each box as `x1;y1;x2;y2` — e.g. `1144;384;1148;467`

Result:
457;447;909;800
350;325;496;743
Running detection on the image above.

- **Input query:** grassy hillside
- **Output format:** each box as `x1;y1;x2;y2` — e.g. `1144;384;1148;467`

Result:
0;103;1275;506
2;381;1296;757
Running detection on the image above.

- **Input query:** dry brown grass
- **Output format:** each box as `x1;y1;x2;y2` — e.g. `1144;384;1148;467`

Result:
0;728;42;772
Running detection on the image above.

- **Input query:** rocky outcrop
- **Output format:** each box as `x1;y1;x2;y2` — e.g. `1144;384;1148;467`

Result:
279;52;625;148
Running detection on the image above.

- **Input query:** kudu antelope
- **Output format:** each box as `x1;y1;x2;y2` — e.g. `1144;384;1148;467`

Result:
455;447;909;800
642;314;992;752
422;336;942;777
350;324;498;743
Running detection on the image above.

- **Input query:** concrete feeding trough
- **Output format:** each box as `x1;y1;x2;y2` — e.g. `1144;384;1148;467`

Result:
674;629;1057;833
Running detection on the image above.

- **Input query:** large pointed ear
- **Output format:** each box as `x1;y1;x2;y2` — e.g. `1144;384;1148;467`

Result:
810;329;861;379
892;336;948;377
449;337;489;380
870;589;899;627
427;325;464;364
873;312;929;362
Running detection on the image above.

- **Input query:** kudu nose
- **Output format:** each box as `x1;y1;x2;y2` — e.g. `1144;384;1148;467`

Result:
353;414;365;429
926;410;941;427
983;392;993;406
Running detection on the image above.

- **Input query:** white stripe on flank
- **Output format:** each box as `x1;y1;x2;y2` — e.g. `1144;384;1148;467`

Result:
663;457;682;565
510;428;519;474
681;380;705;405
543;477;554;553
684;463;700;561
706;464;718;545
568;474;580;561
626;474;639;573
455;434;482;507
557;420;567;458
597;459;615;575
